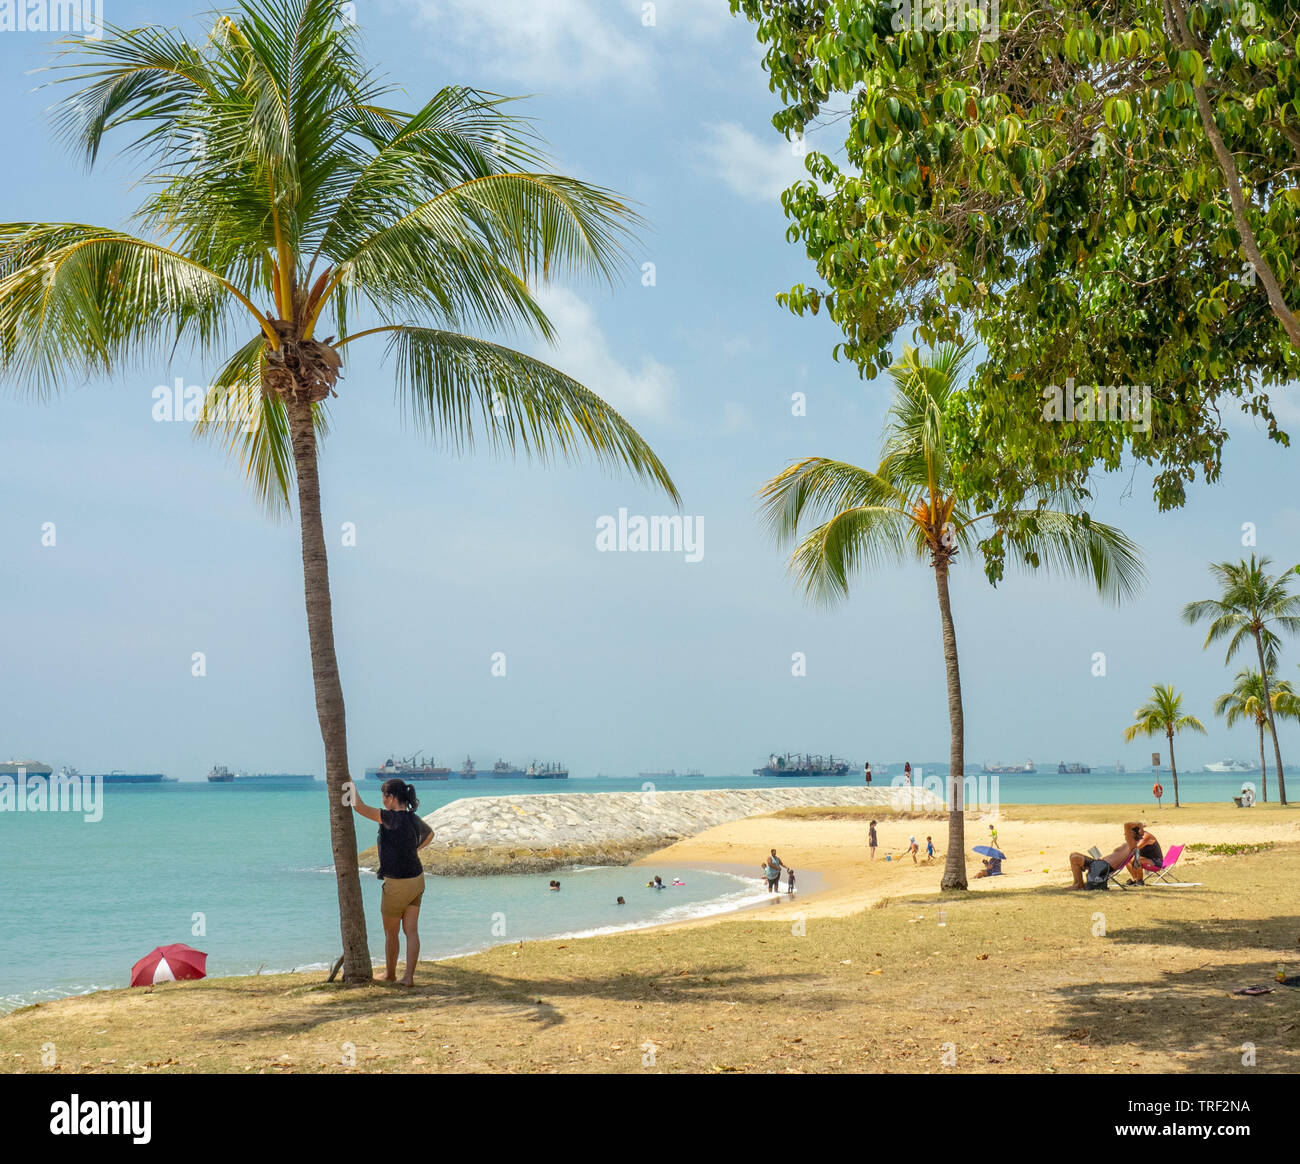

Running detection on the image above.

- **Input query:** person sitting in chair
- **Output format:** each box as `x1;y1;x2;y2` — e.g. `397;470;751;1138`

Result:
1068;826;1137;889
1124;821;1163;885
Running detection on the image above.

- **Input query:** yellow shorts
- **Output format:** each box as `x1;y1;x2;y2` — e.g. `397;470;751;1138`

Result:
380;875;425;919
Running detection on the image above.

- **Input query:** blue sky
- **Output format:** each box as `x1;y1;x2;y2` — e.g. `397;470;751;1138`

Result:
2;0;1298;779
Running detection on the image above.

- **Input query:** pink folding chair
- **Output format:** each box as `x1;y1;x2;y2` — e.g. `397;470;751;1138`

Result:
1144;844;1186;886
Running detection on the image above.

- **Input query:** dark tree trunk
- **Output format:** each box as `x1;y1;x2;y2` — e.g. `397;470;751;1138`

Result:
934;559;967;891
286;394;372;982
1255;631;1288;805
1258;721;1268;803
1168;729;1180;808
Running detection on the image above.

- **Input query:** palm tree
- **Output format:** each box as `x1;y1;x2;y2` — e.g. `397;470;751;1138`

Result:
0;1;676;982
1123;685;1206;807
758;343;1145;890
1214;669;1299;803
1183;556;1300;805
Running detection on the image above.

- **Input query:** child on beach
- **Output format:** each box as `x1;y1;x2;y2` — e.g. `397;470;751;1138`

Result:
989;823;999;849
786;867;796;895
869;820;878;859
906;836;919;863
925;836;935;862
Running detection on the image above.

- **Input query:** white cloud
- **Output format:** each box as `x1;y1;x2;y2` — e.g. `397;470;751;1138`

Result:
721;400;753;433
531;287;675;421
406;0;732;89
698;121;809;201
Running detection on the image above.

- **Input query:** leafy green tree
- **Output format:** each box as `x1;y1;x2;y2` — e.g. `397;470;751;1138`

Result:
1184;555;1300;804
0;0;676;982
729;0;1300;556
759;343;1144;889
1214;668;1299;801
1123;684;1206;807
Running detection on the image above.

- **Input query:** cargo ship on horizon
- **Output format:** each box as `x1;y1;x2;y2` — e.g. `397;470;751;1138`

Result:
206;766;315;784
982;760;1036;774
365;754;451;781
753;753;851;778
491;759;525;778
525;761;568;779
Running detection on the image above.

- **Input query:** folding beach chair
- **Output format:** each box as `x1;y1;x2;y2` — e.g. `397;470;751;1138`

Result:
1111;843;1192;888
1144;844;1189;886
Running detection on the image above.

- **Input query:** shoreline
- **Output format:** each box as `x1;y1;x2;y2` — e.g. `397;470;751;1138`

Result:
2;802;1296;1074
3;802;1295;1017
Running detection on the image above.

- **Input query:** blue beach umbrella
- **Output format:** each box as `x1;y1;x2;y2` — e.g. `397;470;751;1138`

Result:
973;845;1005;859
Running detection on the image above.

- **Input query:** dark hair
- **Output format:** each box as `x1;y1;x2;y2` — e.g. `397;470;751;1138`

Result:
381;779;418;811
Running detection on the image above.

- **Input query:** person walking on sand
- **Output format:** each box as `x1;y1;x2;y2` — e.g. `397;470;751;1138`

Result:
904;761;912;786
864;760;872;785
988;822;999;849
869;819;878;859
350;779;434;987
906;835;919;863
925;835;935;863
763;849;785;892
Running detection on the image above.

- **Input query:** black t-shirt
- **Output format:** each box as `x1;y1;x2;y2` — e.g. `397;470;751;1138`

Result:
377;809;432;879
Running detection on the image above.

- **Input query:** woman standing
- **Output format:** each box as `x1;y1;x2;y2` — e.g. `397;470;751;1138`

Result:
351;779;434;986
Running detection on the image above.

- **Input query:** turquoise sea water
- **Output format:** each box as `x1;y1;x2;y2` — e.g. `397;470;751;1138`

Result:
0;767;1277;1011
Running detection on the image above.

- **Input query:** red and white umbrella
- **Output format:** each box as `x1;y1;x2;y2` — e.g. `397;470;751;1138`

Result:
130;943;207;987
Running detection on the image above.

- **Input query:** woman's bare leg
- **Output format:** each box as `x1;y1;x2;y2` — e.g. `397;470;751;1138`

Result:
400;904;421;987
382;915;401;981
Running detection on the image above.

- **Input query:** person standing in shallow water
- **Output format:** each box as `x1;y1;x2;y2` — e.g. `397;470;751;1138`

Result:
351;779;434;986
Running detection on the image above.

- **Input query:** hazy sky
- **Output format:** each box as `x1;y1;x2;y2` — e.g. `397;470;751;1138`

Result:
2;0;1299;779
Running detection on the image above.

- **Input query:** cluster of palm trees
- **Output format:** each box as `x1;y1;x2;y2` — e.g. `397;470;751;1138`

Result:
1127;557;1300;807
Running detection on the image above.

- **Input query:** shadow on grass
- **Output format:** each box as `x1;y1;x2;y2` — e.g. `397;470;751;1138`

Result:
1044;957;1300;1072
1101;913;1300;952
207;960;845;1043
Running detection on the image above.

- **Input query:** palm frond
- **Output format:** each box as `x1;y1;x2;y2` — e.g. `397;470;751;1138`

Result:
1002;509;1146;603
373;325;678;503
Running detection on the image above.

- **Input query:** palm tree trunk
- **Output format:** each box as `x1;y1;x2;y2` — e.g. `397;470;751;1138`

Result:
933;560;967;891
1168;728;1180;808
1258;721;1268;803
1255;631;1288;804
286;394;372;982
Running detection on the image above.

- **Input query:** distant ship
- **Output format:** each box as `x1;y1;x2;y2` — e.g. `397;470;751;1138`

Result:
525;761;568;779
1116;763;1126;774
1204;758;1256;774
1057;762;1091;774
365;754;451;781
639;768;706;779
459;756;477;779
63;767;174;784
982;760;1036;774
1;759;53;778
753;753;851;778
491;759;525;778
207;766;314;784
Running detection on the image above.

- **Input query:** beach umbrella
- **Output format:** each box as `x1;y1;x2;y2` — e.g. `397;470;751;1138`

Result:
973;845;1006;859
130;943;207;987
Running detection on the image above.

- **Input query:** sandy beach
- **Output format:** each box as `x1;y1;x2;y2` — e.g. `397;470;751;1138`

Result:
634;802;1300;926
2;800;1297;1075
